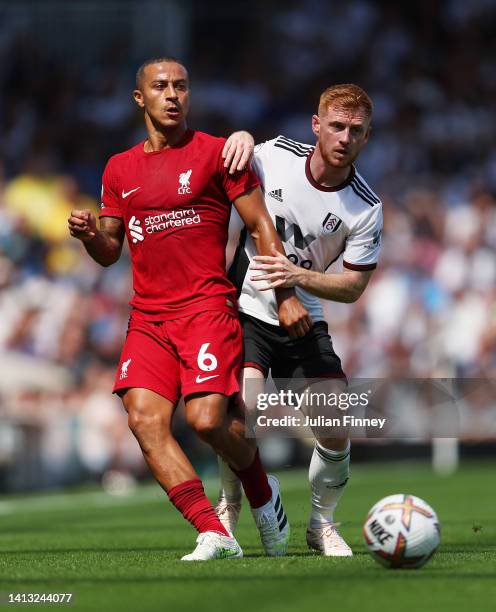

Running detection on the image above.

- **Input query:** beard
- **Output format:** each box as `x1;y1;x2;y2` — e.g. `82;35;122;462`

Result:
318;140;360;168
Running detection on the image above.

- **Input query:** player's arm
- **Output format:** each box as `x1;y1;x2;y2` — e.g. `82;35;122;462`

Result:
252;203;382;303
68;211;125;267
222;131;255;174
298;267;374;302
250;247;373;303
233;187;312;338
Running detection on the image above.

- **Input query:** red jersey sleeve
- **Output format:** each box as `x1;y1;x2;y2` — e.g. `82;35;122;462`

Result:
99;158;122;218
217;143;260;202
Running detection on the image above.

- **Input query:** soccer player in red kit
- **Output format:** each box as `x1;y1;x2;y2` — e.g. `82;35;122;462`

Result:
68;57;311;560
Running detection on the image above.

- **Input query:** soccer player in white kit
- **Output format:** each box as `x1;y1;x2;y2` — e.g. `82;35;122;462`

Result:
216;84;383;556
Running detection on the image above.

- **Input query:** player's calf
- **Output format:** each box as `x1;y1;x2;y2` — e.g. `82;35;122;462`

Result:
307;440;352;556
308;440;350;528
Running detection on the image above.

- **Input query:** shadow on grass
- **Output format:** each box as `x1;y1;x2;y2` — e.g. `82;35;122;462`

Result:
1;572;496;586
0;548;369;559
0;547;183;555
2;523;181;536
242;551;369;558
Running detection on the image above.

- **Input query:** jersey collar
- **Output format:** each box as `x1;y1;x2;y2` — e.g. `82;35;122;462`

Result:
140;128;194;155
305;151;355;192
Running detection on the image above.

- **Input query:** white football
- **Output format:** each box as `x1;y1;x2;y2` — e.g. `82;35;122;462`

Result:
363;494;440;569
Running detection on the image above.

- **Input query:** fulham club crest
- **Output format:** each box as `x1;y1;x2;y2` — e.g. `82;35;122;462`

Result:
322;213;342;234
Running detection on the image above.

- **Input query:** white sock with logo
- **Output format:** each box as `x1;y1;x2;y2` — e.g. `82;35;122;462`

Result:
309;441;350;527
218;456;242;502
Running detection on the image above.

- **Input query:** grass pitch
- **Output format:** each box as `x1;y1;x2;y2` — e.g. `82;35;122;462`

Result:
0;460;495;611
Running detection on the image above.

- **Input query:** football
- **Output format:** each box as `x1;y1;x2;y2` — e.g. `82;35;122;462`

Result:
363;494;441;569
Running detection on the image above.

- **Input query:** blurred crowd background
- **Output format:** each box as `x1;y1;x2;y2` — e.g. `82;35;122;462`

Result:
1;0;495;493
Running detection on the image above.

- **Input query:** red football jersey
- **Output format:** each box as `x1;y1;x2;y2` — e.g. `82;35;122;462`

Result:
99;129;260;320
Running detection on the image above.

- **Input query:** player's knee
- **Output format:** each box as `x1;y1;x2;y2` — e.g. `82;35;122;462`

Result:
187;412;224;442
126;401;169;439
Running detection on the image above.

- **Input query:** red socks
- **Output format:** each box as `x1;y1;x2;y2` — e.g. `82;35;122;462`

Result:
168;478;229;537
230;449;272;509
168;450;271;532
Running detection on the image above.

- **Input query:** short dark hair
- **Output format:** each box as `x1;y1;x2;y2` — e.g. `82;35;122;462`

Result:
135;56;187;88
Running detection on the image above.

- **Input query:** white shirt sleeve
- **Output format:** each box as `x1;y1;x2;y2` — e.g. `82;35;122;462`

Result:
251;139;278;189
342;203;383;270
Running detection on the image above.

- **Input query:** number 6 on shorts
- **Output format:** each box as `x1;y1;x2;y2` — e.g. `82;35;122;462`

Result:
197;343;218;372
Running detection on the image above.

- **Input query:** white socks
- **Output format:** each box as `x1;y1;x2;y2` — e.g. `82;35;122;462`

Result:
218;441;350;524
309;441;350;527
218;456;242;502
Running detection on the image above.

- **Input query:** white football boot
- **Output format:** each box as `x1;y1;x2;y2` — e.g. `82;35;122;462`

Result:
181;531;243;561
214;494;242;534
306;523;353;557
251;475;290;556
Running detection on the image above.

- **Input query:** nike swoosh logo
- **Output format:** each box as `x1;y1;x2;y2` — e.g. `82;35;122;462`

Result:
122;187;141;199
195;374;220;383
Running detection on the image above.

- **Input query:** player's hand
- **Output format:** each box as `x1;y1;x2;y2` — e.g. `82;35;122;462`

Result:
222;131;254;174
68;209;98;242
277;293;313;339
250;243;302;290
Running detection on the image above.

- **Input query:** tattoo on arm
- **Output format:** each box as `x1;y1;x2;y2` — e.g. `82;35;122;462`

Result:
100;217;125;243
84;217;125;267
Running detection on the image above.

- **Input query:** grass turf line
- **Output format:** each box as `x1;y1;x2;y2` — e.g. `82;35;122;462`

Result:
0;461;495;612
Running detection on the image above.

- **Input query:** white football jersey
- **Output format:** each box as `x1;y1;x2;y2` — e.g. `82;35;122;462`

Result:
229;135;383;326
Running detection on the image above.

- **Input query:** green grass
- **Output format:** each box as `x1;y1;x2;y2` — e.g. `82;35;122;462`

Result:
0;461;495;611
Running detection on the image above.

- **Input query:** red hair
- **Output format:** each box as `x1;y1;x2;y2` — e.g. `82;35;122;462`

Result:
318;84;373;118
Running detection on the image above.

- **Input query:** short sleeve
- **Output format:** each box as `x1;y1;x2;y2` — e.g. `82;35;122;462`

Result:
343;204;383;271
218;140;261;202
251;141;272;186
99;158;122;218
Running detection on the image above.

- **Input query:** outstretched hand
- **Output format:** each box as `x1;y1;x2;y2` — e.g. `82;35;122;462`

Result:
250;243;302;290
222;131;255;174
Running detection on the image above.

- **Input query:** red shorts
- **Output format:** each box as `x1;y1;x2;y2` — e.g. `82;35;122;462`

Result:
113;310;243;404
